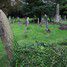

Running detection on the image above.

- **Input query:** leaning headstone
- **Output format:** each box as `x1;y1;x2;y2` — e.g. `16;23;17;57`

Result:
0;10;13;64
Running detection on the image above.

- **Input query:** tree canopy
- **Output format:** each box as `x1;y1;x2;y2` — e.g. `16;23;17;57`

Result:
0;0;67;17
22;0;56;17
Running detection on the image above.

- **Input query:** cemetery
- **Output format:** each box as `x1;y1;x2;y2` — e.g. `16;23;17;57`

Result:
0;0;67;67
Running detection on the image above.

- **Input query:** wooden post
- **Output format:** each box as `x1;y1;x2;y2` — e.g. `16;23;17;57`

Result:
0;10;13;66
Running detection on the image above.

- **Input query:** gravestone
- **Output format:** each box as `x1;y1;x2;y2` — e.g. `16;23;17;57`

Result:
38;18;39;24
55;4;60;22
26;17;29;26
64;15;66;21
17;17;22;26
12;17;15;23
0;10;13;64
8;16;12;23
44;14;50;32
41;18;45;23
44;14;48;31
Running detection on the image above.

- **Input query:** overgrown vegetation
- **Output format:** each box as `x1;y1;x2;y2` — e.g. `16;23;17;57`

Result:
11;41;67;67
11;20;67;45
0;19;67;67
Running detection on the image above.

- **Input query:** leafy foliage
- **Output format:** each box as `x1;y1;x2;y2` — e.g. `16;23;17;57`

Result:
22;0;56;17
11;42;67;67
0;0;67;16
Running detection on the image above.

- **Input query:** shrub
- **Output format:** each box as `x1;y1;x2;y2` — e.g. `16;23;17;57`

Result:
11;42;67;67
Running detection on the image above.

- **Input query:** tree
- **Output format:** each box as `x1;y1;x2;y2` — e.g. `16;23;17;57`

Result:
0;0;11;15
22;0;56;24
60;1;67;16
22;0;56;17
42;0;67;19
0;0;23;16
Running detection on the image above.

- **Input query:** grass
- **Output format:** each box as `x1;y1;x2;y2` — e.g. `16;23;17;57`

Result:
0;38;6;57
11;21;67;46
0;19;67;67
0;38;8;67
61;20;67;24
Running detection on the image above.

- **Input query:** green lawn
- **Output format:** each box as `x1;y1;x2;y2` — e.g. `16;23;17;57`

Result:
11;22;67;46
0;20;67;52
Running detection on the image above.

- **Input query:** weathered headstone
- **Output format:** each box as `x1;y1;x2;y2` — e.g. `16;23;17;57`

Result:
0;10;13;65
41;18;45;23
38;18;39;24
26;17;29;26
12;17;15;23
64;15;66;21
55;4;60;22
8;16;12;23
44;14;50;32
